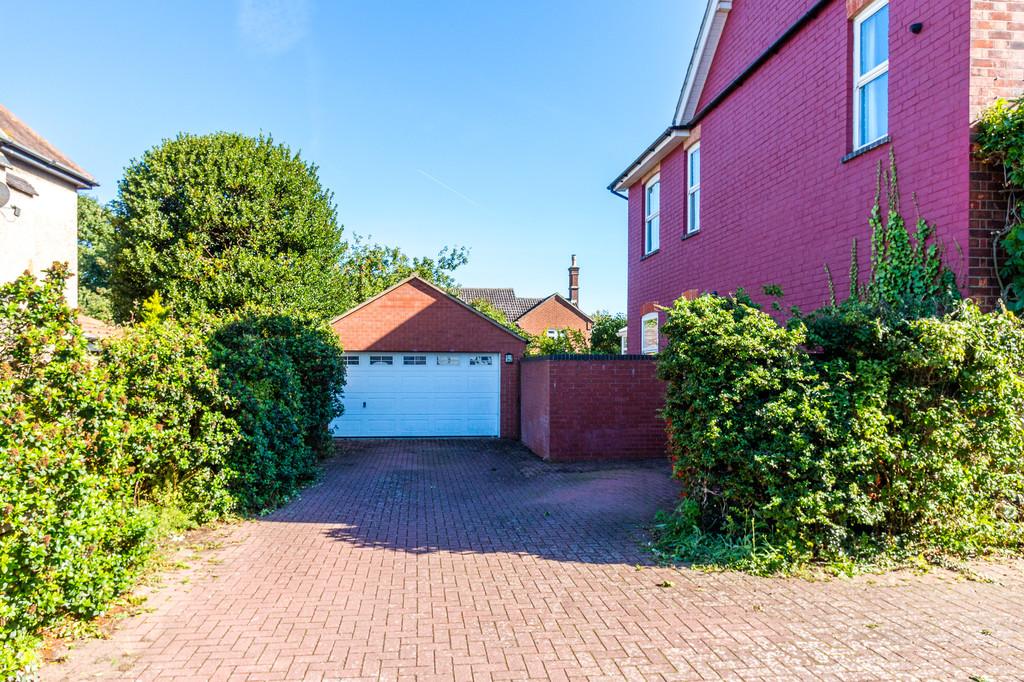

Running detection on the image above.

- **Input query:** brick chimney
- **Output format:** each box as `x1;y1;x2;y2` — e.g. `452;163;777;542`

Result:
568;254;579;307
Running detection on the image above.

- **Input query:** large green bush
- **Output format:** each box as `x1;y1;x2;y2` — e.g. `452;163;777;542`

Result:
657;294;1024;571
210;312;346;513
1;271;347;676
0;268;155;675
99;314;240;522
108;132;346;321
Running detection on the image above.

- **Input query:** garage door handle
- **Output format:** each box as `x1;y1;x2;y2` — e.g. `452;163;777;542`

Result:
363;401;366;408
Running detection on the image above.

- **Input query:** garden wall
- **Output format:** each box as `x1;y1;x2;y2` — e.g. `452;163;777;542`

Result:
520;355;667;462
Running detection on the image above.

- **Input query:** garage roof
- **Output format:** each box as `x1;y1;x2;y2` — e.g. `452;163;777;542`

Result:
331;276;530;342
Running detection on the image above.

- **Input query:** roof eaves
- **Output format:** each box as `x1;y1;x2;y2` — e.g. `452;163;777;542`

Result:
516;293;595;324
673;0;733;126
0;140;98;189
608;126;689;193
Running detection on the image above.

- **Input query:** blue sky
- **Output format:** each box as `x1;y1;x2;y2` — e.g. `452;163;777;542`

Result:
6;1;700;315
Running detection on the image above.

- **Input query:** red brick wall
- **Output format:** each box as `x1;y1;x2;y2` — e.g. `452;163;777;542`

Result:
516;297;593;338
968;153;1006;309
627;0;973;350
970;1;1024;122
967;1;1024;310
520;357;667;462
331;278;527;438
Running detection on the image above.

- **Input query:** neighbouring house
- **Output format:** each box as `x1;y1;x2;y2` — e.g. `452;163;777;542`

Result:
329;276;528;438
0;103;98;308
455;255;594;339
609;0;1024;354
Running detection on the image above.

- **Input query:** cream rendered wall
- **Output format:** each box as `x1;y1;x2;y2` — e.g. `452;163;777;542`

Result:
0;158;79;307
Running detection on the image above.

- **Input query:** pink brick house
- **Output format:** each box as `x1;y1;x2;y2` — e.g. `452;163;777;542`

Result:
610;0;1024;353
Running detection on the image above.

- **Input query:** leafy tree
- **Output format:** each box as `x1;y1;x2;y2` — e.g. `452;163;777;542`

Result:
338;235;468;310
108;132;346;321
590;311;626;354
77;195;116;321
525;328;589;356
467;298;518;332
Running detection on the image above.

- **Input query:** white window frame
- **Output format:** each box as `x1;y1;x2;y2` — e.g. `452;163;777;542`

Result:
686;143;701;235
644;174;660;255
641;312;660;355
545;328;559;339
852;0;889;150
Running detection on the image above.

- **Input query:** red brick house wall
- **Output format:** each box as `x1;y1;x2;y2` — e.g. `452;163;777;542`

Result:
624;0;998;351
520;356;667;462
330;278;527;439
516;297;593;338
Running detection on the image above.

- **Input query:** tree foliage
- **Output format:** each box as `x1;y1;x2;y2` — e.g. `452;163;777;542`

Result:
107;133;346;321
338;235;468;310
589;311;626;354
77;195;116;322
524;328;590;356
467;298;517;332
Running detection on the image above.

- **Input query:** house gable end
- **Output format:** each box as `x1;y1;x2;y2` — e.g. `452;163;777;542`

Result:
673;1;733;125
332;277;528;352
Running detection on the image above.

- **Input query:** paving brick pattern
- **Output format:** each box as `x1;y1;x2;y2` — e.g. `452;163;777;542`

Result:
44;440;1024;681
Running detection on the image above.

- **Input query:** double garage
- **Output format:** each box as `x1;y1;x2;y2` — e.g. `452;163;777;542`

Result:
329;277;527;439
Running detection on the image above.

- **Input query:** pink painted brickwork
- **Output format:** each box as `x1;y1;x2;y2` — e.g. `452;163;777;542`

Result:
627;0;976;350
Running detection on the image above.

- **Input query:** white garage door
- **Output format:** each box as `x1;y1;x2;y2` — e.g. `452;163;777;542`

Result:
330;352;501;437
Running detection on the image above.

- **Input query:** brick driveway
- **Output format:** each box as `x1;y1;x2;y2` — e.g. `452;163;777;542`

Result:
44;439;1024;681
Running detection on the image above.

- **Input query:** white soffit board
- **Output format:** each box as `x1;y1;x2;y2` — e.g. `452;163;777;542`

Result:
674;0;733;125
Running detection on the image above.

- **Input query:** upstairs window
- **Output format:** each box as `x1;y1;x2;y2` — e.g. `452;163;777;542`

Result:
644;175;660;255
853;0;889;149
687;144;701;235
641;312;660;355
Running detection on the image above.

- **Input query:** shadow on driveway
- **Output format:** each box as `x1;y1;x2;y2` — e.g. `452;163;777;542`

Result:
266;438;678;564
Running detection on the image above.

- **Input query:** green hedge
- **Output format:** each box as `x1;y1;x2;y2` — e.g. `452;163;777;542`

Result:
0;268;155;675
0;269;346;676
99;317;239;522
210;312;346;513
656;293;1024;572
